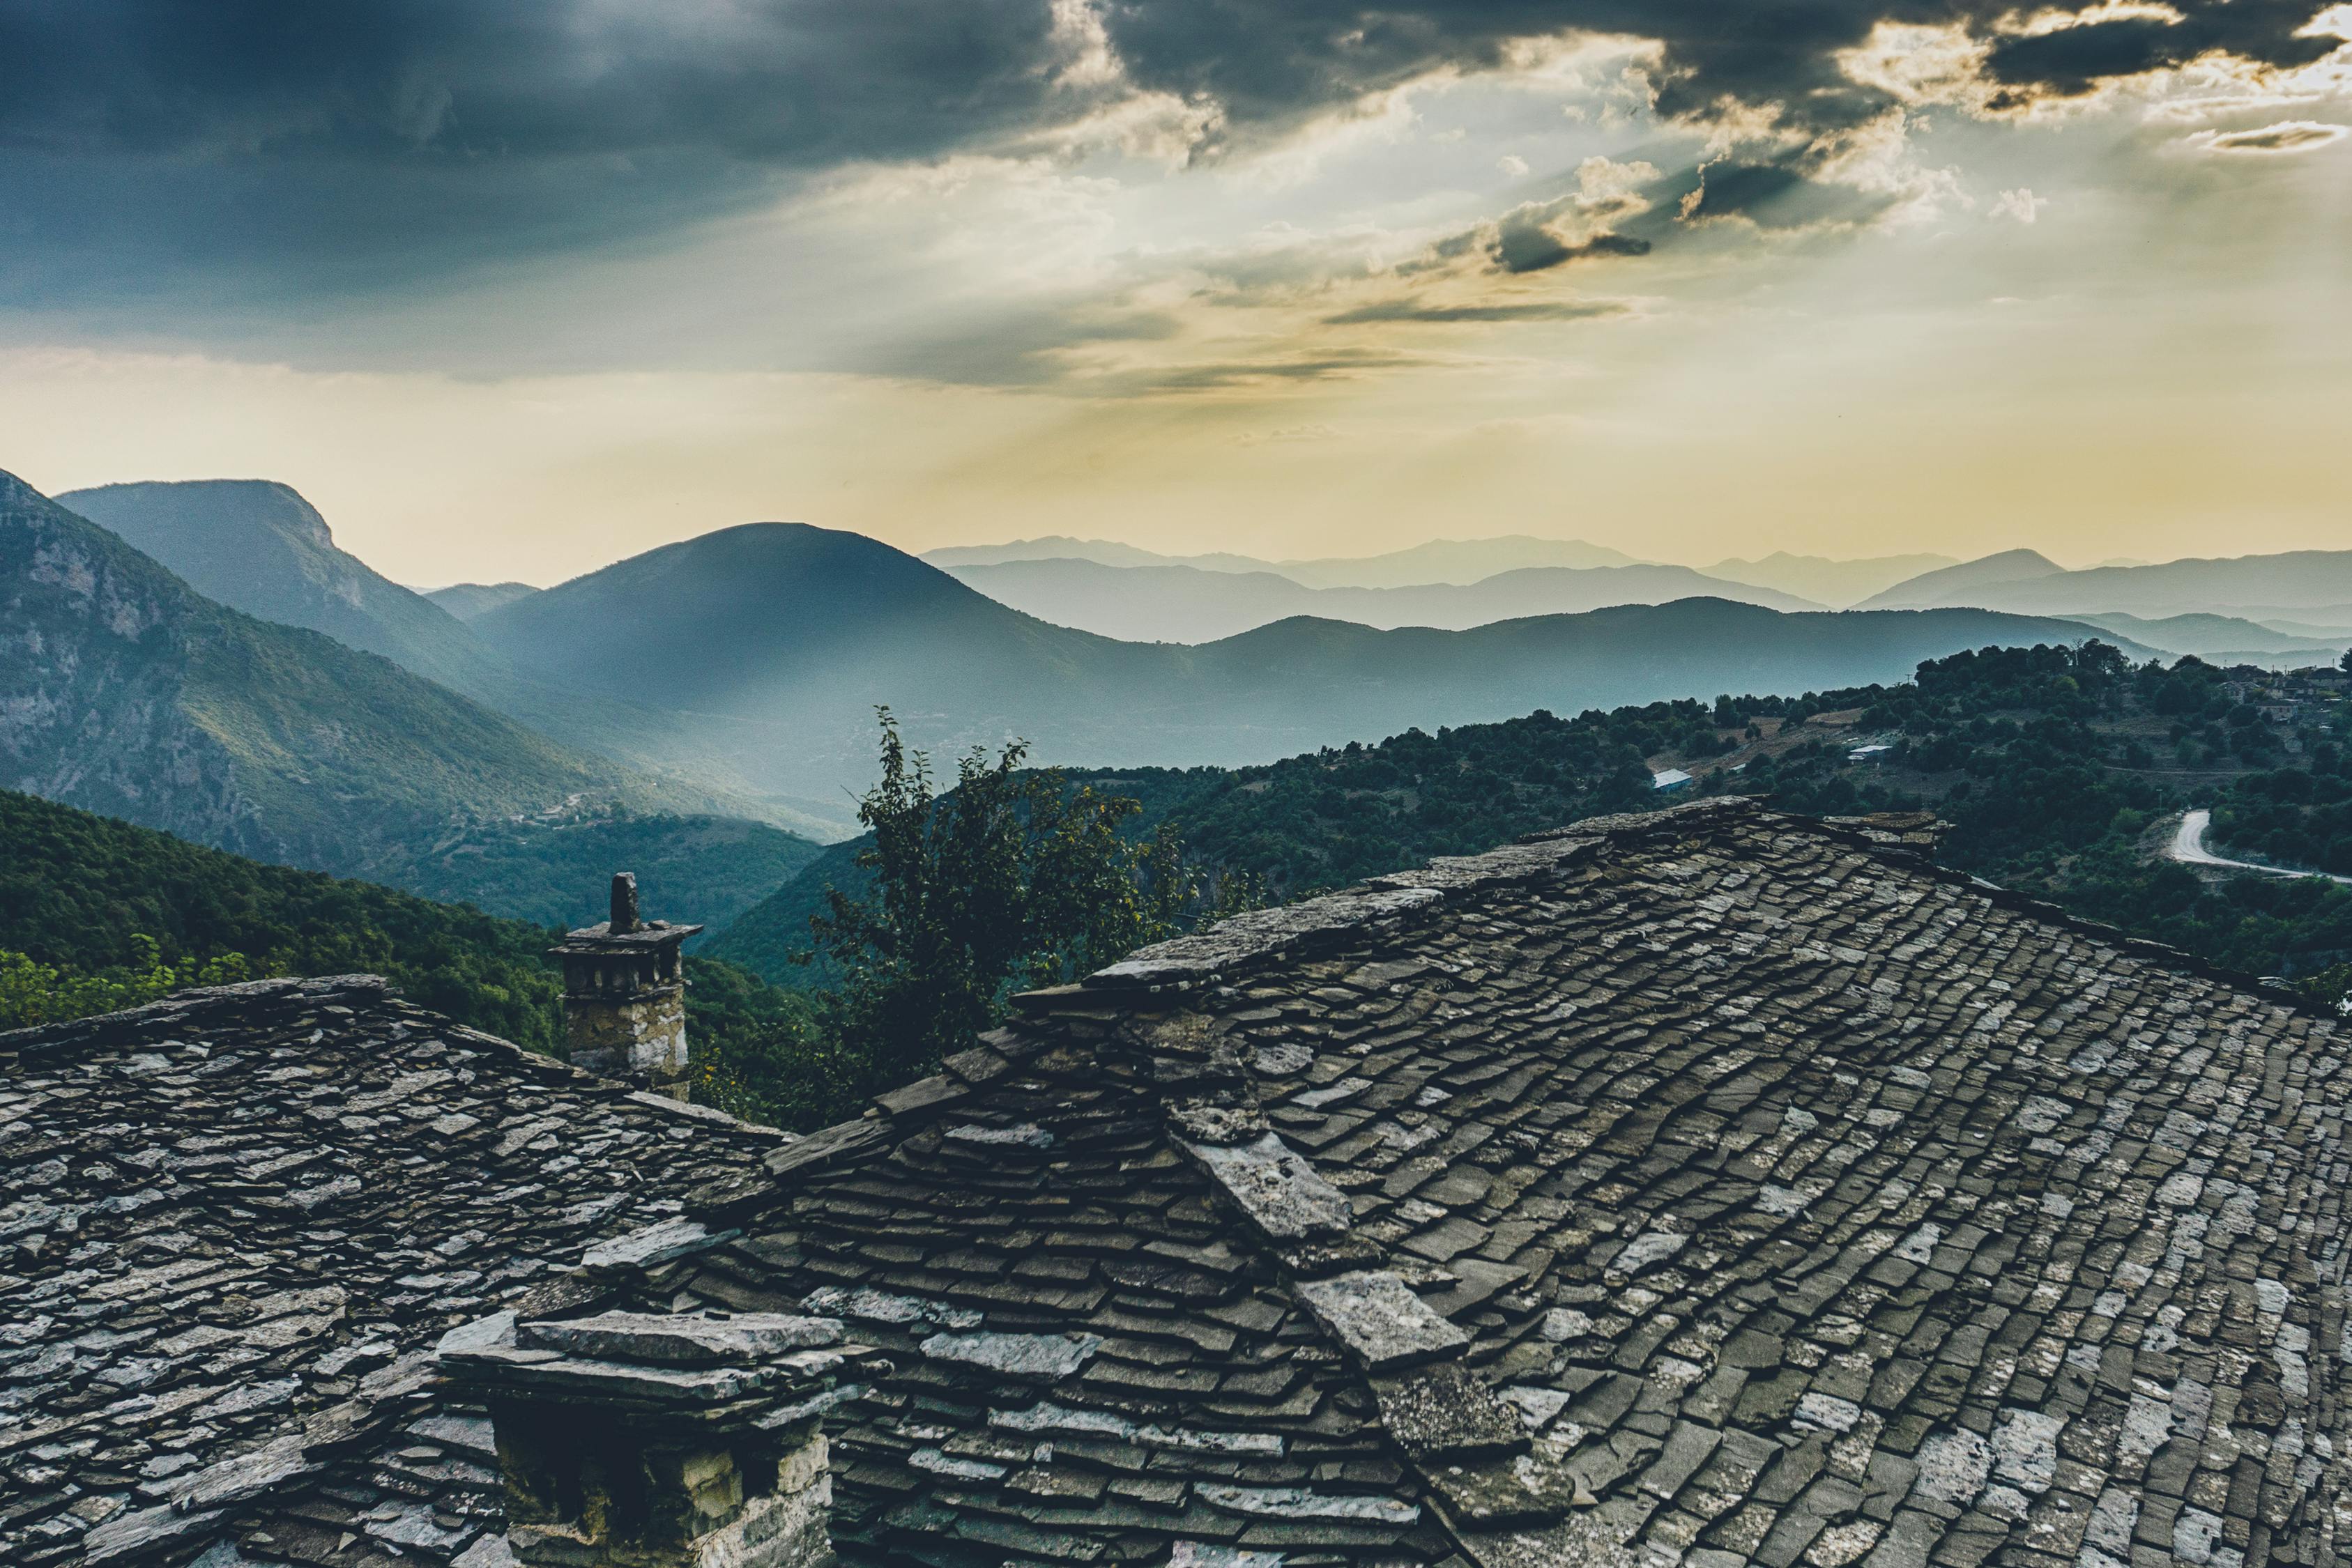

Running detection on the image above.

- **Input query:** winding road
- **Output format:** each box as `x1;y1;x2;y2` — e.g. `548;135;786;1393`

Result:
2167;809;2352;886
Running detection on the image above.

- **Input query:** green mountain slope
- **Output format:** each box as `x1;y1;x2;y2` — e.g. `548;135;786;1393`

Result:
0;470;709;880
0;785;567;1046
383;806;822;931
475;521;2145;804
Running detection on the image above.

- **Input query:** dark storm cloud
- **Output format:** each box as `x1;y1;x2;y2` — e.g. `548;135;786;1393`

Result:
1490;227;1651;274
1979;0;2338;105
0;0;2337;315
0;1;1066;164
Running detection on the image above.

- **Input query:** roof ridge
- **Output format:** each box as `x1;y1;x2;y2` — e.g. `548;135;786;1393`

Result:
1075;794;1762;997
0;975;394;1072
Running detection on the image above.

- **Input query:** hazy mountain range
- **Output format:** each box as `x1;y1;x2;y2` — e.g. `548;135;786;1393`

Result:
59;479;828;829
462;519;2143;810
927;537;1960;608
17;466;2339;892
942;558;1823;642
3;472;664;867
931;537;2349;666
1858;547;2352;625
1;472;820;923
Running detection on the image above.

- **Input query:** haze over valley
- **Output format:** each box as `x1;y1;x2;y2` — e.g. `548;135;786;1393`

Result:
10;464;2346;871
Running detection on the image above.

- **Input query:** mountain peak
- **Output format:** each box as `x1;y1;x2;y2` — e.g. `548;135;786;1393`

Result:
67;478;335;551
57;476;504;694
1858;548;2068;610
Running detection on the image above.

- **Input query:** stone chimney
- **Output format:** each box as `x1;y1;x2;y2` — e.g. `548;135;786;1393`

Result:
550;873;703;1101
440;1309;865;1568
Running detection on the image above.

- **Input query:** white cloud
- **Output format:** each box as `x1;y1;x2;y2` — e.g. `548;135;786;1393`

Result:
1991;187;2050;222
1498;153;1530;176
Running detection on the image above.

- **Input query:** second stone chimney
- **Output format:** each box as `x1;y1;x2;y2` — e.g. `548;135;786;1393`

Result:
441;1309;866;1568
549;873;703;1101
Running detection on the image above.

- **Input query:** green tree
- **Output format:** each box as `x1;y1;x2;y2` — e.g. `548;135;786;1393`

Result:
807;711;1196;1091
0;936;258;1031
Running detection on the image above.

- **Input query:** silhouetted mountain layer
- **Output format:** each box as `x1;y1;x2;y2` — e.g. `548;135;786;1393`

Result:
1862;549;2352;618
946;558;1820;641
922;532;1642;587
1699;552;1958;609
475;520;2148;803
427;581;542;620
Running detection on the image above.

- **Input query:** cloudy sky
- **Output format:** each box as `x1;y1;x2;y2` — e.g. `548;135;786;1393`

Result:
1;1;2346;585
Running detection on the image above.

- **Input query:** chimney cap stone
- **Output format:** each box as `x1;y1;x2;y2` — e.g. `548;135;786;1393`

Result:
521;1310;846;1367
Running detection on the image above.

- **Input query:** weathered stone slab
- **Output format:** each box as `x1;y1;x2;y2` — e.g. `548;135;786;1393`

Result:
1370;1363;1530;1460
1192;1484;1421;1524
1179;1132;1352;1240
579;1217;737;1275
918;1330;1104;1380
443;1344;787;1404
1294;1269;1471;1369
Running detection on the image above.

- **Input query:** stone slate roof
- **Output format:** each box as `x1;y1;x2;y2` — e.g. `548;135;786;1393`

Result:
6;797;2347;1568
643;797;2348;1568
0;976;788;1568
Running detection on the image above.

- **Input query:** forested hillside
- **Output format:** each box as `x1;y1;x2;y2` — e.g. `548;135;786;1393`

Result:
719;643;2352;1004
0;788;811;1070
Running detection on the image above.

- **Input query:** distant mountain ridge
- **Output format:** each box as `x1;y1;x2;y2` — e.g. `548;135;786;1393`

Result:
1861;548;2352;620
2068;611;2346;666
945;557;1822;641
1858;549;2065;609
1699;551;1960;609
922;532;1643;587
471;518;2151;803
